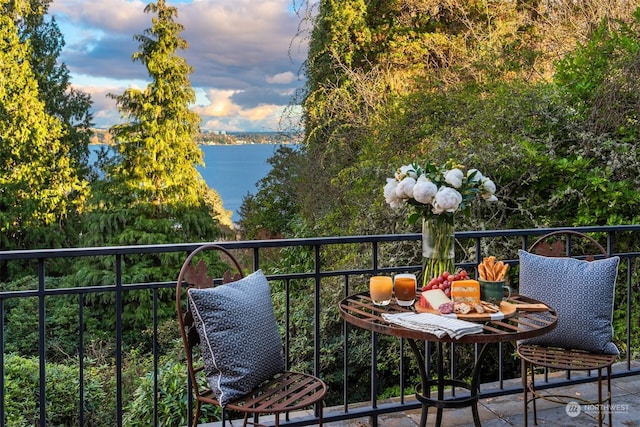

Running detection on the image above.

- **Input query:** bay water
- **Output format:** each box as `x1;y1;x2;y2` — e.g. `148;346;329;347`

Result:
90;143;284;223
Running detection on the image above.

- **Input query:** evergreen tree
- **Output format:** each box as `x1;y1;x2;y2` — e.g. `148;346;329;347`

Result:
72;0;224;345
0;0;88;259
238;145;302;239
84;0;222;253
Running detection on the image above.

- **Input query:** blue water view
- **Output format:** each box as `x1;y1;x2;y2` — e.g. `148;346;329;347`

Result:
198;144;282;222
89;144;285;223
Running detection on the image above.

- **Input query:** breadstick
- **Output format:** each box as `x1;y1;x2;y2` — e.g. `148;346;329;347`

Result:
498;263;509;280
478;263;487;280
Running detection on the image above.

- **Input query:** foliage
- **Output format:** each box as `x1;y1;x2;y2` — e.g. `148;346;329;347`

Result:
237;145;304;239
3;354;107;427
0;0;89;259
19;0;94;182
295;0;640;237
235;1;640;401
123;360;220;426
85;0;222;253
68;0;223;344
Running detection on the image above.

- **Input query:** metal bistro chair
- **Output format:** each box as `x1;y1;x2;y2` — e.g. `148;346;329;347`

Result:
517;230;618;427
176;244;326;427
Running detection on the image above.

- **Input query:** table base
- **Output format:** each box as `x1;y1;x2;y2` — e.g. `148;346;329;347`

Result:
408;339;490;427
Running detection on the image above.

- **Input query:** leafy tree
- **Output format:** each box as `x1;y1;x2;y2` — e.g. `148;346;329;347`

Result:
0;0;89;262
295;0;639;238
18;0;94;182
238;145;303;239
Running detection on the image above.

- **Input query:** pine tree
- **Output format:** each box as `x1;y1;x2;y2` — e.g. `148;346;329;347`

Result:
73;0;225;342
87;0;222;249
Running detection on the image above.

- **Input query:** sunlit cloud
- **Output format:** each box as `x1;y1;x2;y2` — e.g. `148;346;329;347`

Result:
193;90;241;117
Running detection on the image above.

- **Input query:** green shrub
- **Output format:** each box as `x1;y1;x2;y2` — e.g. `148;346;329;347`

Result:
3;354;107;427
123;360;220;426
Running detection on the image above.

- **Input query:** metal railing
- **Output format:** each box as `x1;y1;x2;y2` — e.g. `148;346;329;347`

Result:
1;225;639;426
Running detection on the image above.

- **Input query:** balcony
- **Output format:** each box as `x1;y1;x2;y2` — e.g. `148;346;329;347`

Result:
1;225;639;427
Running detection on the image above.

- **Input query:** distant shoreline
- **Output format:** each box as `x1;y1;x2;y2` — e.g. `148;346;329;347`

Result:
89;128;301;146
88;141;297;146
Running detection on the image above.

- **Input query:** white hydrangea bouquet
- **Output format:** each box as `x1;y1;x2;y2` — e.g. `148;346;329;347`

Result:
384;160;498;286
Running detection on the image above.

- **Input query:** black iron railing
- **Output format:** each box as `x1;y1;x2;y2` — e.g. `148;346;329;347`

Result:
1;225;639;426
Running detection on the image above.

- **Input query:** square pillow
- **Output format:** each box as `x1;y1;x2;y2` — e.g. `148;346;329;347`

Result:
188;269;285;406
518;249;619;355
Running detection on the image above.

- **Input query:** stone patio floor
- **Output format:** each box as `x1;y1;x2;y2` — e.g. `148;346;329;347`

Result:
202;362;640;427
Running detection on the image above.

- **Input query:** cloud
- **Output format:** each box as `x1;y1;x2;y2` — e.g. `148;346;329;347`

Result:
266;71;297;84
48;0;310;131
194;90;240;117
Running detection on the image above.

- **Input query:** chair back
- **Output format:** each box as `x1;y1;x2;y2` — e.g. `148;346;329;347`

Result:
528;230;607;260
175;244;244;405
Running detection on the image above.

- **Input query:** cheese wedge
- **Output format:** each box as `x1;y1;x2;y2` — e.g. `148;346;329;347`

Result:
451;279;480;304
419;289;451;310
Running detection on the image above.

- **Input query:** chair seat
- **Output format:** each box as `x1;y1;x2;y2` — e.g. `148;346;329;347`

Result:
518;344;616;371
226;371;326;415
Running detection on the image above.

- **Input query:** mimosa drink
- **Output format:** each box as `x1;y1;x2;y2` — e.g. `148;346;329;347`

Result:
369;276;392;306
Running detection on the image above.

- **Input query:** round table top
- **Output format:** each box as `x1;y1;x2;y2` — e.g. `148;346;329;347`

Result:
339;293;557;344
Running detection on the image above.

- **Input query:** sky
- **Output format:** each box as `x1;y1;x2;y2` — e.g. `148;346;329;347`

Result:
48;0;315;132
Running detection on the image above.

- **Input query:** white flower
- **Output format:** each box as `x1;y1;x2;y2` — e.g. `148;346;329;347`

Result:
383;160;498;222
395;176;416;199
467;168;484;183
413;175;438;204
444;168;464;188
481;178;496;196
383;179;403;208
432;187;462;214
395;165;417;181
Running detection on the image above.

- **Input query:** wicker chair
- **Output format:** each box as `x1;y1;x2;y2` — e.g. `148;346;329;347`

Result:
176;244;326;427
517;230;617;426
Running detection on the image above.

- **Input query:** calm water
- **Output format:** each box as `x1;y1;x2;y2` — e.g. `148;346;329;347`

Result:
90;144;284;222
198;144;283;222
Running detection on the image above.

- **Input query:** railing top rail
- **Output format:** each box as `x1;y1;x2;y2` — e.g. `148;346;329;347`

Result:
1;225;639;260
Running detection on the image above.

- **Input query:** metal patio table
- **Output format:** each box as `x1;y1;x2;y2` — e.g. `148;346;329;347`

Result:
339;292;557;427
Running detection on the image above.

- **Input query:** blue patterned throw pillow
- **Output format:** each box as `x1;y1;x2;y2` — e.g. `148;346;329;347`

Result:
518;250;619;355
188;269;285;406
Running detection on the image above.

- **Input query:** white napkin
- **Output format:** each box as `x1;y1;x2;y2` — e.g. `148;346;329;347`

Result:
381;312;484;339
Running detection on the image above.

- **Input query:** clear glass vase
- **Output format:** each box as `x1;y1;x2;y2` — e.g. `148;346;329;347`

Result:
421;218;455;288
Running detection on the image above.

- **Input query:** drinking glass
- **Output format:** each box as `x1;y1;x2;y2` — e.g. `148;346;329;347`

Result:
394;273;417;306
369;276;393;306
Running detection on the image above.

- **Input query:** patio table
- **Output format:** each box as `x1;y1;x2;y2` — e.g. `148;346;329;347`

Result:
339;292;557;427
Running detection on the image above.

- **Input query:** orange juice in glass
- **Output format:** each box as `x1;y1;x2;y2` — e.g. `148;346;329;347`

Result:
394;273;417;306
369;276;392;306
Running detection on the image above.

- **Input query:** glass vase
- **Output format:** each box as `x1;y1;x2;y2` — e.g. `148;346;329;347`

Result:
421;218;455;289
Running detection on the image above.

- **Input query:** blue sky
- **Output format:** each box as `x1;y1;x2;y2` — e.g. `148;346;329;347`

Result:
49;0;315;132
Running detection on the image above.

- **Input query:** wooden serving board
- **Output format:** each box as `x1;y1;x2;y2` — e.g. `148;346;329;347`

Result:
414;300;517;321
507;303;548;312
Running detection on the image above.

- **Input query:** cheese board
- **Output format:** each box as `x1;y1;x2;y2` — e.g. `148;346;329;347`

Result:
414;299;517;321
